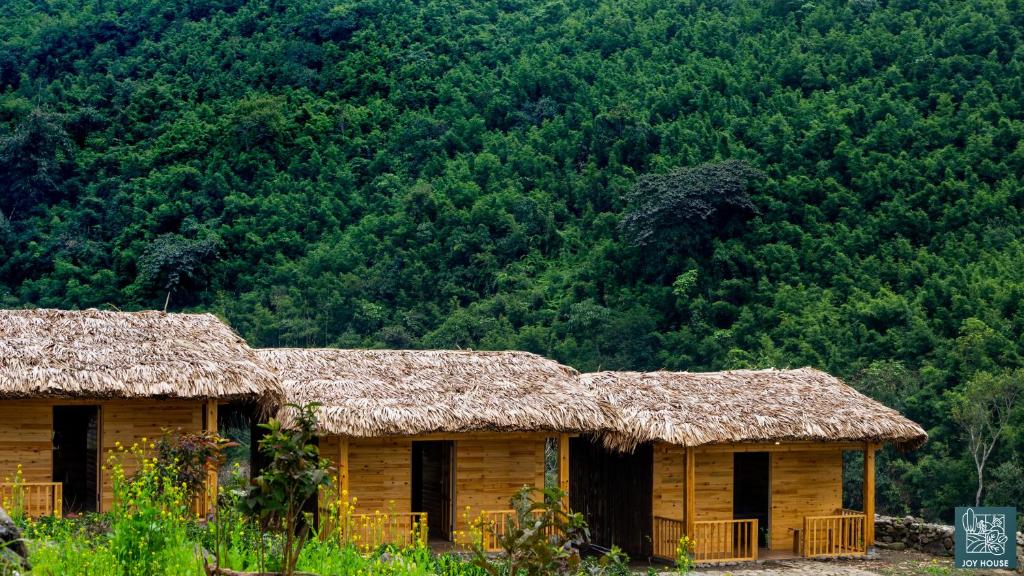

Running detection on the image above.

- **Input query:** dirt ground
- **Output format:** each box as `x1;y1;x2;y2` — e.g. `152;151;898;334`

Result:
643;549;1018;576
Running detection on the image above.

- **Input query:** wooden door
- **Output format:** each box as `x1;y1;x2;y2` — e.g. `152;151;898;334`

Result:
412;440;455;540
569;438;653;558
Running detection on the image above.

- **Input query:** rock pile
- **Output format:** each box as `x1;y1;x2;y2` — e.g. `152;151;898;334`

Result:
0;507;30;571
874;515;954;556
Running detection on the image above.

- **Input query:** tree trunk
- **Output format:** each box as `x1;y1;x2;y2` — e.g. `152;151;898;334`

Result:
205;566;318;576
975;464;983;507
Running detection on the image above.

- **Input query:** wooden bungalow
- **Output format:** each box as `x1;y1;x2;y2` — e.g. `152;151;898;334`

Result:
0;308;282;516
576;368;927;563
258;348;614;548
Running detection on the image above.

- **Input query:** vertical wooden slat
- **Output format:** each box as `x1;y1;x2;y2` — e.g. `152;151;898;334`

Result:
684;446;695;538
558;433;570;511
752;519;758;559
803;516;809;557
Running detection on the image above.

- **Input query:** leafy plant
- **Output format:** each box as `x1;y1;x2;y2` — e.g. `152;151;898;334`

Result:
1;464;26;526
579;546;631;576
471;486;589;576
154;430;234;506
238;403;332;576
675;535;695;575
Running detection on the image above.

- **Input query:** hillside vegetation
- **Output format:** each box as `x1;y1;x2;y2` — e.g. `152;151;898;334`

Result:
2;0;1023;522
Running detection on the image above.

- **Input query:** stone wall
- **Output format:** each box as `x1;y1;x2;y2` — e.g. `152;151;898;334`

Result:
874;515;1024;573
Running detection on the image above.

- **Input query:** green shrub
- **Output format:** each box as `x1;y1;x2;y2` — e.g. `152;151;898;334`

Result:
471;486;630;576
238;403;332;576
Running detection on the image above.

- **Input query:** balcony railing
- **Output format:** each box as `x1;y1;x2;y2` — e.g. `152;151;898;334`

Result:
652;516;685;560
476;509;559;552
0;482;63;517
653;517;759;563
189;470;218;518
343;511;429;549
802;513;867;558
692;518;758;563
318;503;429;550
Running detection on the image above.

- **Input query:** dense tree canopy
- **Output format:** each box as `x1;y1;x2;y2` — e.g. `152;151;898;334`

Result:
2;0;1023;521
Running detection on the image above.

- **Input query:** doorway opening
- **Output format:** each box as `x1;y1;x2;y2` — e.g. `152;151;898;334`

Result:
411;441;454;541
52;406;100;514
733;452;770;549
569;438;653;558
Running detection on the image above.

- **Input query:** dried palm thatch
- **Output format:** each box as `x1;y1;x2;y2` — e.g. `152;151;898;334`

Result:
259;348;616;437
0;308;283;405
583;368;927;451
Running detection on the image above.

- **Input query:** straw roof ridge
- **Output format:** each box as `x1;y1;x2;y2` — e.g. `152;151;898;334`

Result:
0;308;283;404
582;367;927;451
259;347;617;437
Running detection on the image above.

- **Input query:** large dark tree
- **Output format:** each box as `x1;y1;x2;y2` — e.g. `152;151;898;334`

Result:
620;160;764;247
0;110;73;219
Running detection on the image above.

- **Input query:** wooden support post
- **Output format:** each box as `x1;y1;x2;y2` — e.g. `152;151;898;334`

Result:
338;437;350;499
558;433;570;510
863;443;876;547
685;446;695;537
203;399;219;516
204;399;218;433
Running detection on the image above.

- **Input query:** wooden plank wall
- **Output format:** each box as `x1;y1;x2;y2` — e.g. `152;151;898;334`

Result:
319;433;547;540
0;399;205;512
320;436;413;516
454;433;545;534
649;443;847;554
693;450;733;521
652;442;685;521
100;400;204;512
769;450;843;552
0;401;53;484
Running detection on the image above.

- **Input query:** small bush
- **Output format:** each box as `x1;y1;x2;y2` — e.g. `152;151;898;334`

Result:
238;403;332;576
471;486;629;576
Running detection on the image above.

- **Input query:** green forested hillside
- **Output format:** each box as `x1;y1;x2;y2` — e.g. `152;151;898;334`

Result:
1;0;1022;521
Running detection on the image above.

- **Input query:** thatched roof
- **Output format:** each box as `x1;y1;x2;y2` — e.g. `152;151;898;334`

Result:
582;368;927;451
0;308;283;404
259;348;615;437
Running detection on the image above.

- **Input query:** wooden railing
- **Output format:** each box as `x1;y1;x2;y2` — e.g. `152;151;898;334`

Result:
190;470;218;518
478;509;517;552
652;516;685;560
0;482;63;517
692;519;758;563
802;513;867;558
324;511;429;549
476;509;559;552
